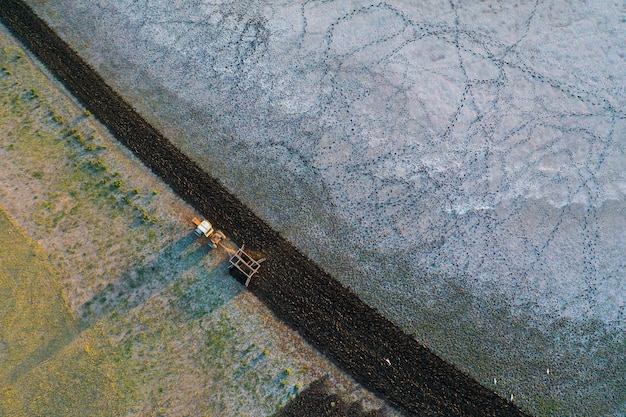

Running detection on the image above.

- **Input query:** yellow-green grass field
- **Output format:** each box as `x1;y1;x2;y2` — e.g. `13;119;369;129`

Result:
0;207;132;416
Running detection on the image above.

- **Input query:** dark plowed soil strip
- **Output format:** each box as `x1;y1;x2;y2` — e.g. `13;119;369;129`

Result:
0;2;530;416
273;377;385;417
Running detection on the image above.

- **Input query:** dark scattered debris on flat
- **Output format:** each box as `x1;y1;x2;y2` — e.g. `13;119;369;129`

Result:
273;377;385;417
0;1;532;416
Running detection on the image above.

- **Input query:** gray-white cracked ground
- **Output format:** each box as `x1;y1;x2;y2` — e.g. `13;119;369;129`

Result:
24;0;625;415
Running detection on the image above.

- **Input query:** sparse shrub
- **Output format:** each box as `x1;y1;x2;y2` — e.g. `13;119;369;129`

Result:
87;159;107;172
152;189;159;195
263;349;269;356
139;207;155;224
295;383;301;390
132;188;140;195
51;112;65;124
285;368;291;375
112;180;124;188
63;127;78;137
171;282;184;298
83;109;91;117
32;171;43;179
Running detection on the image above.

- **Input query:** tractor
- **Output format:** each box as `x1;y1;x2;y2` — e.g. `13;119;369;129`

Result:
192;217;226;248
191;217;265;286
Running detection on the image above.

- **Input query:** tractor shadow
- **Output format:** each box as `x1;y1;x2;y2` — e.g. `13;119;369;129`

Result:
8;231;242;383
80;230;241;322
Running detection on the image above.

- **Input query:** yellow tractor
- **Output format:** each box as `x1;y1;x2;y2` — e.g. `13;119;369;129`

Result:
192;217;226;248
191;217;265;286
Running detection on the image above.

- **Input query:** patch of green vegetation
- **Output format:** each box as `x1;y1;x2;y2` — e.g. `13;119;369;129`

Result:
86;158;108;172
138;206;156;224
50;110;65;125
1;38;162;240
204;312;237;357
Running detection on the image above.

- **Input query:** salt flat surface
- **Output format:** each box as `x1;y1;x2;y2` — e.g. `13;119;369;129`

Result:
26;0;625;415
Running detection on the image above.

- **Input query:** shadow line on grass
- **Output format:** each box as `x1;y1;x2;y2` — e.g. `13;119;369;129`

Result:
7;232;243;396
6;321;82;383
8;231;236;382
81;230;241;321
